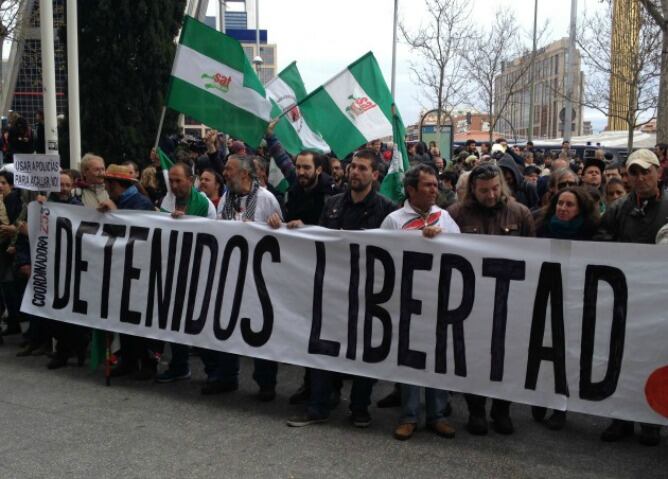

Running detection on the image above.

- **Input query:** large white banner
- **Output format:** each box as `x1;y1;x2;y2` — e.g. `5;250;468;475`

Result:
22;202;668;425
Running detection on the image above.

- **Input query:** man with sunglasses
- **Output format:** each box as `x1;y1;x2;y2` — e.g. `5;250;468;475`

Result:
447;164;535;436
596;148;668;447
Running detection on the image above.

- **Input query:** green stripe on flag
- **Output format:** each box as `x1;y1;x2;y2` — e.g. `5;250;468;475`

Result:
169;76;268;147
299;86;368;158
179;16;265;97
279;62;308;101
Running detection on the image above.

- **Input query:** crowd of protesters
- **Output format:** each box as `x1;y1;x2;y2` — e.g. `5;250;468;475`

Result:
1;111;667;446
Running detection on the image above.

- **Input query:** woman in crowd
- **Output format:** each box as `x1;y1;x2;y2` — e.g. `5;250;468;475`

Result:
532;186;600;429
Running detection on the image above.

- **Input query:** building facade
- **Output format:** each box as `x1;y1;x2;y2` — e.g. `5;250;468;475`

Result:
494;38;584;140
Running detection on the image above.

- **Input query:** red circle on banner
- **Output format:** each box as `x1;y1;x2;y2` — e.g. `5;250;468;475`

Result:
645;366;668;418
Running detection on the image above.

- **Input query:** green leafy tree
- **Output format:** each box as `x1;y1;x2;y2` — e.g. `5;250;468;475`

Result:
66;0;185;165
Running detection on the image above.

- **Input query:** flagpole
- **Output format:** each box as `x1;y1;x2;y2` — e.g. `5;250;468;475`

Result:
39;0;59;156
391;0;398;98
154;106;166;150
66;0;81;169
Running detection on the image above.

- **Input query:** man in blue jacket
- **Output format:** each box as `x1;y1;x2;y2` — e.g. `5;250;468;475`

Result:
98;164;157;379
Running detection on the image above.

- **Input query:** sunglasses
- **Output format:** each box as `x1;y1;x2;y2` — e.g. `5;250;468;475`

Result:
557;181;578;189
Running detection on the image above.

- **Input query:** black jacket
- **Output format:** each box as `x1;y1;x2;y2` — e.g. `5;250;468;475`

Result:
286;173;337;225
319;189;396;230
596;191;668;244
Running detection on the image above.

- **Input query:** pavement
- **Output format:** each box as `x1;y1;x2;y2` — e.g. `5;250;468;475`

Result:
0;333;666;479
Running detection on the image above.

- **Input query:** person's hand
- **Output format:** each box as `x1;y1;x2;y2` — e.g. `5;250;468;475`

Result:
150;147;159;167
35;194;48;204
6;245;15;255
266;118;279;136
18;264;31;279
18;222;28;236
97;199;117;213
171;210;185;219
286;219;304;229
0;224;17;237
205;129;218;153
422;226;442;238
267;212;282;229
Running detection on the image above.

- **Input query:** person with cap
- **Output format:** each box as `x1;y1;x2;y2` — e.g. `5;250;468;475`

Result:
447;163;535;436
96;165;158;379
596;148;667;446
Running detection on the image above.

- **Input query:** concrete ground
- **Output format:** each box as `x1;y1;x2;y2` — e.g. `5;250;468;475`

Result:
0;334;666;479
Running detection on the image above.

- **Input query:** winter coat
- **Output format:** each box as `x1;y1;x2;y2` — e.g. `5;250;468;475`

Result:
285;173;337;225
447;196;535;237
596;191;668;244
319;189;396;230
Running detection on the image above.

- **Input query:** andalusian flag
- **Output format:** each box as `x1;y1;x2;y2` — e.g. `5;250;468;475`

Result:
167;16;272;147
379;106;410;203
297;52;395;159
266;62;330;155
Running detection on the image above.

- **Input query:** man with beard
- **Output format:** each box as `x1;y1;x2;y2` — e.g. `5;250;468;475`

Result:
207;154;283;401
287;149;395;428
267;150;337;404
447;164;535;436
268;151;337;228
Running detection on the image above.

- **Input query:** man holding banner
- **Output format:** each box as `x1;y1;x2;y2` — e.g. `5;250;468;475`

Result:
287;149;396;428
447;163;536;435
380;164;460;441
156;162;216;384
596;148;667;447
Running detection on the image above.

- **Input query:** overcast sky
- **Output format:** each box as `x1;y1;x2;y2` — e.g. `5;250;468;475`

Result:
209;0;607;126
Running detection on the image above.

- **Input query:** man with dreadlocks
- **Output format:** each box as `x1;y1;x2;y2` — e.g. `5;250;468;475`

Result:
206;154;283;401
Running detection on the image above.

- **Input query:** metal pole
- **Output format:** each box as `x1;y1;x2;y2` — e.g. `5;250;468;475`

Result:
154;106;166;150
195;0;209;21
391;0;398;98
66;0;81;169
527;0;537;142
40;0;58;155
219;0;226;32
563;0;577;142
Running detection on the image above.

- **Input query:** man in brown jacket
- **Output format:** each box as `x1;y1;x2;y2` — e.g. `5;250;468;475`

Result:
447;163;536;436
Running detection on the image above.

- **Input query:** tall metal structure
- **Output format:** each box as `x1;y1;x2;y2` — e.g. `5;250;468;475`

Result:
608;0;640;131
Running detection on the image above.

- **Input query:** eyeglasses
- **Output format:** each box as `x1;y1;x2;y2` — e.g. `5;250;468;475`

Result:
557;181;578;189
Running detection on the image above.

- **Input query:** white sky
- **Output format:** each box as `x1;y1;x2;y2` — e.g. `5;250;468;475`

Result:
209;0;607;125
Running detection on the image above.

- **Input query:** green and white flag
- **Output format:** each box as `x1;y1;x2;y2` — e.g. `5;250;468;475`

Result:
167;16;272;147
266;62;330;155
379;106;410;203
297;52;396;159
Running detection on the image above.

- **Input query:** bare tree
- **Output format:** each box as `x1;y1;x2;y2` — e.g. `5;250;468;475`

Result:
573;2;660;150
400;0;473;134
0;0;28;95
463;9;546;143
638;0;668;144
